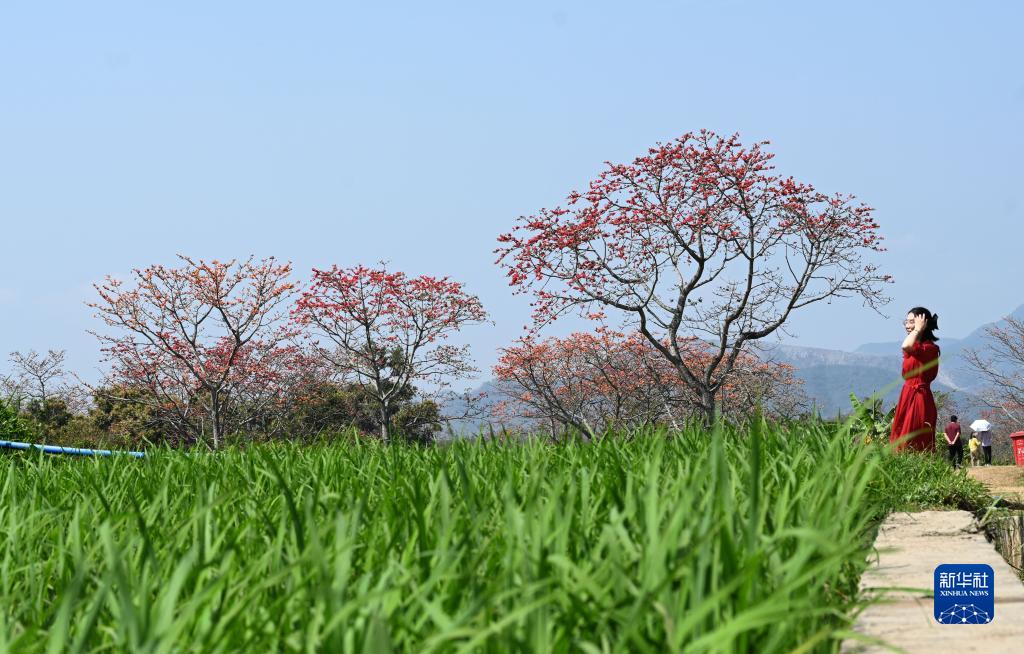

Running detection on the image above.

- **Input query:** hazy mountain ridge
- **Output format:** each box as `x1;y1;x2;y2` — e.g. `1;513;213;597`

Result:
855;339;962;356
761;343;890;369
768;304;1024;416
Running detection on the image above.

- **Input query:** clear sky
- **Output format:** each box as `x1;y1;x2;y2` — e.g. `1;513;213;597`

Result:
1;1;1022;383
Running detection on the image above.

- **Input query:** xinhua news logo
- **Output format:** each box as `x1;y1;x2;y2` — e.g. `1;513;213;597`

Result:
933;564;994;624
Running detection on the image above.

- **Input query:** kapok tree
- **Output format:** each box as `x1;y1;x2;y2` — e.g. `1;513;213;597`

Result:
496;130;888;424
295;264;488;442
90;255;297;448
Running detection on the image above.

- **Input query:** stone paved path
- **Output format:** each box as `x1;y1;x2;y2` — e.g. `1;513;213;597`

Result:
841;511;1024;653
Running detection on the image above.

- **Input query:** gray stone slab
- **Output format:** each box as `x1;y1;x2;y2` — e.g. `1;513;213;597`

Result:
842;511;1024;653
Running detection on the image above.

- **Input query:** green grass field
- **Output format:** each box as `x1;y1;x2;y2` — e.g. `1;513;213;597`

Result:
0;424;989;653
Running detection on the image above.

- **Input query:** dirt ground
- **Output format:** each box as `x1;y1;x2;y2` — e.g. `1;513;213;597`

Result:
968;465;1024;501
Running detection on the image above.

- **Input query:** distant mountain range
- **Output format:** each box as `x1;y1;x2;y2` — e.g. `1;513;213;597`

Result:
765;304;1024;417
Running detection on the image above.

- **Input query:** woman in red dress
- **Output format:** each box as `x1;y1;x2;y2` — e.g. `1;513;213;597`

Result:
890;307;940;452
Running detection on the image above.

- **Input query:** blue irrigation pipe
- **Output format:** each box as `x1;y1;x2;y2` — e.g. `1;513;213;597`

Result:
0;439;145;458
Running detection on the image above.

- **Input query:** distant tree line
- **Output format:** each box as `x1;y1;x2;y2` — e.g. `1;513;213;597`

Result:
0;348;445;448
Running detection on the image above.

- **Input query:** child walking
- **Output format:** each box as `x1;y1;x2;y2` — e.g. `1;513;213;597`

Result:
968;434;981;466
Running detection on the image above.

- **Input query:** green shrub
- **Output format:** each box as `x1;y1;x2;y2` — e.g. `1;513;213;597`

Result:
870;451;990;513
0;399;34;441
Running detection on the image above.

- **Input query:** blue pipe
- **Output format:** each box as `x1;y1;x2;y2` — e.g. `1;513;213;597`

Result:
0;439;145;458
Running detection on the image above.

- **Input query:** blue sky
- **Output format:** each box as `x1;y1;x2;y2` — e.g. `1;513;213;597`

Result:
1;1;1022;383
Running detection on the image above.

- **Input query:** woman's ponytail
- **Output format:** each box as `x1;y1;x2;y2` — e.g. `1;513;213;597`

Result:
909;306;939;342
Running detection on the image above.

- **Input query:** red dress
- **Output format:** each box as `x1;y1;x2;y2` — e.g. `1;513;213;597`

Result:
890;340;939;452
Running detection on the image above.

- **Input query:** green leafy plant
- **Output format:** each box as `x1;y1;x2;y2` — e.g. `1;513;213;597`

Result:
848;393;895;445
0;399;34;441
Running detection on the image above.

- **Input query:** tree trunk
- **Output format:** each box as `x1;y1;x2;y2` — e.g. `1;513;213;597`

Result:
380;404;391;444
210;388;221;449
700;387;717;428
